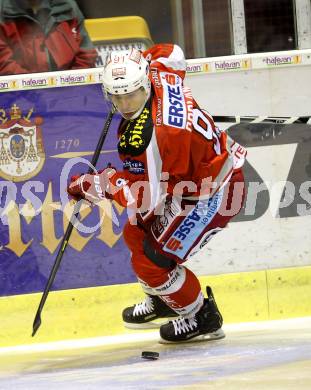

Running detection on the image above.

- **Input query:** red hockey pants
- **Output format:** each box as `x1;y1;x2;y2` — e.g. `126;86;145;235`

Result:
123;170;245;317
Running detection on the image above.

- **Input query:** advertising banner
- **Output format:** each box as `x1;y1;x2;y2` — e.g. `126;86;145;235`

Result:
188;120;311;276
0;84;135;297
0;75;310;298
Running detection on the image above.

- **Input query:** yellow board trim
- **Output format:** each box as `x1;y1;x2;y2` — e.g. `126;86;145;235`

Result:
1;265;311;347
85;16;153;45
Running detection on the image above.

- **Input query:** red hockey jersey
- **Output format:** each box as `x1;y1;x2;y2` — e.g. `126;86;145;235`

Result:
108;44;246;219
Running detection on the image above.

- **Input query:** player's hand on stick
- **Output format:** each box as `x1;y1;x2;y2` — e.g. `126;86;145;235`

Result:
67;167;115;204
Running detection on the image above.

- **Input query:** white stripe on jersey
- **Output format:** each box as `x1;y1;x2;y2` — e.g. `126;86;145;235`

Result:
185;157;233;201
226;135;247;170
139;129;163;220
151;45;186;71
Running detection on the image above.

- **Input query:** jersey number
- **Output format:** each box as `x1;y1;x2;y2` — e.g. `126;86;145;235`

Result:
192;109;221;155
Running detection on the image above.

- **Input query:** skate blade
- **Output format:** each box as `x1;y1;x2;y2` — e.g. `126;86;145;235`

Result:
158;328;226;344
124;317;178;330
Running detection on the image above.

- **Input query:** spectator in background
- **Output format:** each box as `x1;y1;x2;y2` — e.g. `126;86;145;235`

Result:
0;0;97;75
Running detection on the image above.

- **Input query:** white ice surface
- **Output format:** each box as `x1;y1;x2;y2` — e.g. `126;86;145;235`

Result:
0;317;310;389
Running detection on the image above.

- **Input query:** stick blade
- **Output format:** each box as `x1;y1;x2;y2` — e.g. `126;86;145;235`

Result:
32;313;42;337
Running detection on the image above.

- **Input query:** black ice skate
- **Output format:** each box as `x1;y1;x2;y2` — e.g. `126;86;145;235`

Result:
159;286;225;343
122;295;178;329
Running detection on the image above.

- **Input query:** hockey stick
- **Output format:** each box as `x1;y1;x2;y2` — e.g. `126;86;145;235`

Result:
32;106;116;337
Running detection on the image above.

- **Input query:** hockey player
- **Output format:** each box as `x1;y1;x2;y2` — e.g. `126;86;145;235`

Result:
67;44;247;343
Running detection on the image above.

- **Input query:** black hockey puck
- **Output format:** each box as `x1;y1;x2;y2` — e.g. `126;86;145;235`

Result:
141;351;159;360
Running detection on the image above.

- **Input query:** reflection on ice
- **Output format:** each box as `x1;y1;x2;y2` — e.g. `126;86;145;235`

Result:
0;317;310;389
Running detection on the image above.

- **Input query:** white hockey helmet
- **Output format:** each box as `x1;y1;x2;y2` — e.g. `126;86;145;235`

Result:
102;48;151;96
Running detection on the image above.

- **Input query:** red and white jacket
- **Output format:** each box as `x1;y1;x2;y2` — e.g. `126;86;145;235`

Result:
107;44;246;221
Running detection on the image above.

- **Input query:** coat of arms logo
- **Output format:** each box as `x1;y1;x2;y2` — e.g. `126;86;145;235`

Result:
0;104;45;182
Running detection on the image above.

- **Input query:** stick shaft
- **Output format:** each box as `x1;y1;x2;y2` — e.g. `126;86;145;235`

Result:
32;107;115;336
